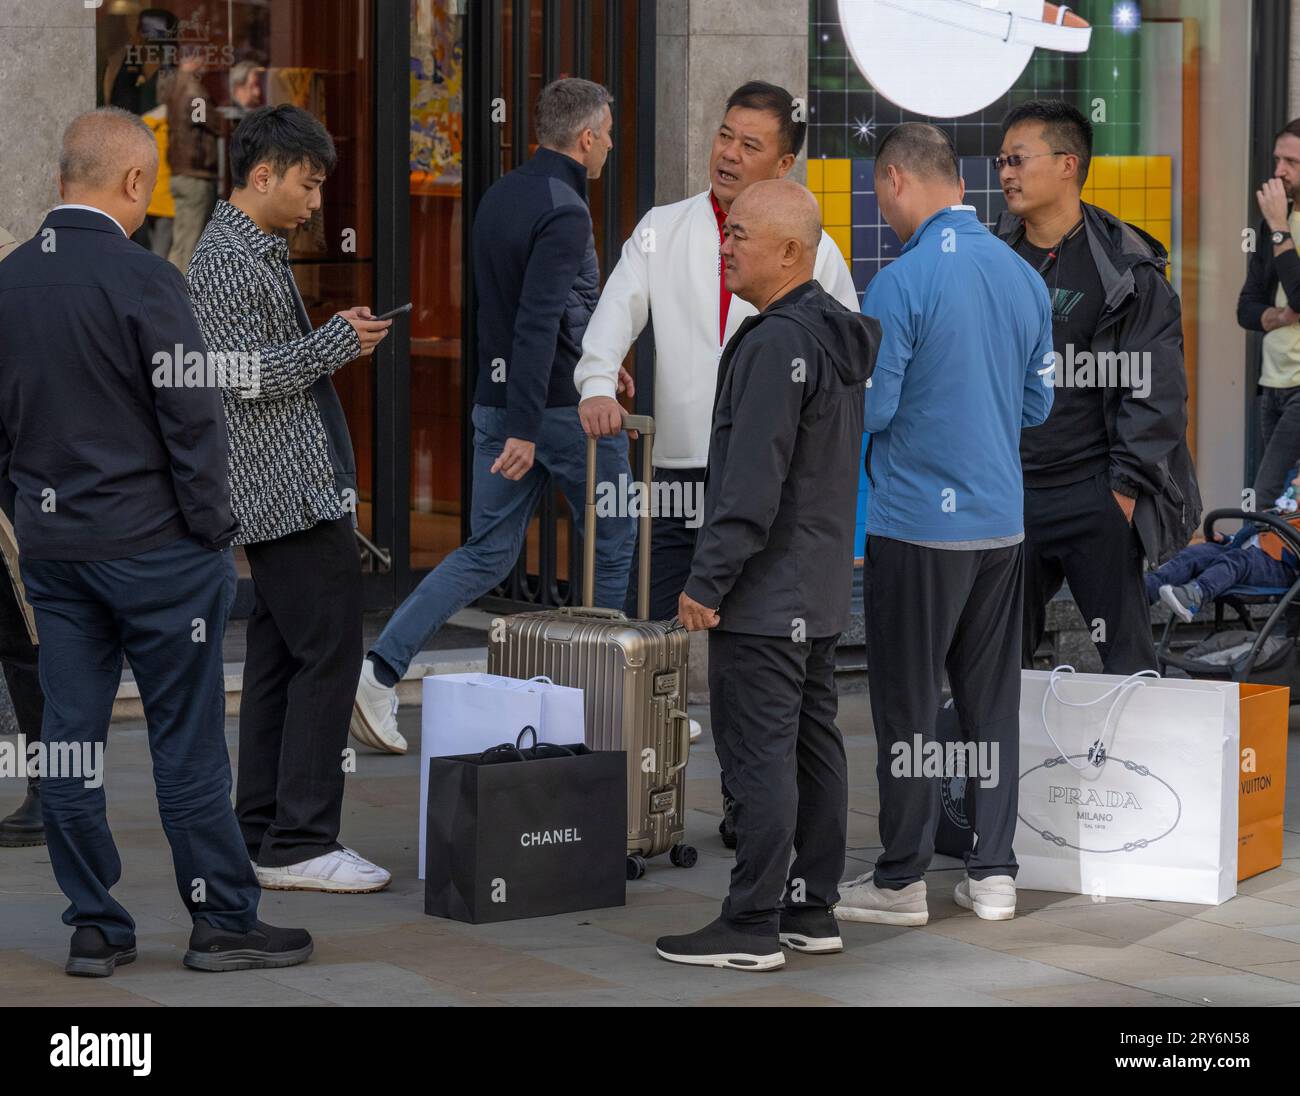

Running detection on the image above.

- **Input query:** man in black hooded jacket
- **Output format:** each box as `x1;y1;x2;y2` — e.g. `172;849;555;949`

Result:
654;179;879;972
996;100;1199;671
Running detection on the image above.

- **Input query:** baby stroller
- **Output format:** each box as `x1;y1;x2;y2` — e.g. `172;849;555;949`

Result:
1156;507;1300;685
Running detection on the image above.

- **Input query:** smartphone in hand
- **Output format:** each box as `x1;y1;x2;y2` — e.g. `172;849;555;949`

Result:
371;302;412;321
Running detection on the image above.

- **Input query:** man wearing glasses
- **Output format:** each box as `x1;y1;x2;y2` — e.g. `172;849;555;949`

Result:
994;100;1198;671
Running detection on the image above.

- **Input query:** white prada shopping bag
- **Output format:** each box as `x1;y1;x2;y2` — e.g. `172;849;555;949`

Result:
418;673;585;879
1013;668;1239;905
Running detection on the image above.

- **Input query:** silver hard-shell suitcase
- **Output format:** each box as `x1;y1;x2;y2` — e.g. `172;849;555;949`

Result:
487;415;696;879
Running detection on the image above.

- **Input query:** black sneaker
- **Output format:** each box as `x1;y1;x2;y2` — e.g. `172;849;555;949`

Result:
718;797;737;849
183;919;313;972
655;917;783;971
66;926;137;977
0;782;44;848
779;906;843;954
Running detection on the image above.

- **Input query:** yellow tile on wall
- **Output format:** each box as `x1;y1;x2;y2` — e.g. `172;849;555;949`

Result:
1119;156;1145;188
824;192;852;226
1119;189;1146;220
823;158;851;193
1091;157;1120;189
1148;220;1172;252
1147;157;1172;187
1091;189;1119;215
807;158;824;192
1146;188;1171;220
825;225;851;260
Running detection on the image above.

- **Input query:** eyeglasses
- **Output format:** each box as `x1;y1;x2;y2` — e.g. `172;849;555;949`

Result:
992;151;1070;171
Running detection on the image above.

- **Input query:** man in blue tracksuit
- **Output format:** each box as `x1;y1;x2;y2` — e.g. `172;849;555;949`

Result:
835;124;1054;928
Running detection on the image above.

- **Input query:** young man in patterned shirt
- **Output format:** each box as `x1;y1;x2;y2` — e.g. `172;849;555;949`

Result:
188;105;394;894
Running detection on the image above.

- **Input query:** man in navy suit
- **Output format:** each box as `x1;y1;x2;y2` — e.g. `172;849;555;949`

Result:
0;107;311;977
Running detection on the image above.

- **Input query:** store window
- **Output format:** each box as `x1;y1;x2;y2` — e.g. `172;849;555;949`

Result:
809;0;1254;539
95;0;378;545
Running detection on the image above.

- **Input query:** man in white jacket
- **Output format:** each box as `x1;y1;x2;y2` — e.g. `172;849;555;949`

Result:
575;81;858;847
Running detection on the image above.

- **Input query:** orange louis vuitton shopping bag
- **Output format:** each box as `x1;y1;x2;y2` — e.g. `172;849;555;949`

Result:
1238;683;1289;881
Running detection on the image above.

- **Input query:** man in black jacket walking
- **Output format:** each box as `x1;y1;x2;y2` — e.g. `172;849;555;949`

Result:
1238;118;1300;504
656;179;879;972
0;108;310;975
996;100;1198;670
351;78;635;748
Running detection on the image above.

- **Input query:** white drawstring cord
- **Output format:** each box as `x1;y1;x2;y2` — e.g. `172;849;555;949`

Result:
1040;664;1159;773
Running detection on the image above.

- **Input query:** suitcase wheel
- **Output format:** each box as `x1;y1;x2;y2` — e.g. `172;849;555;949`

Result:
626;854;647;881
669;844;697;869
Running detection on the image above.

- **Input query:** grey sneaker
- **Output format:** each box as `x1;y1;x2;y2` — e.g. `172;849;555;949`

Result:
834;871;928;926
1159;582;1202;624
954;874;1016;921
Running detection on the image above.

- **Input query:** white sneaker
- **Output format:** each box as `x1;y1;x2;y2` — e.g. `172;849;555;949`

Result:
834;871;928;926
254;847;392;893
350;659;407;754
954;874;1016;920
689;719;702;744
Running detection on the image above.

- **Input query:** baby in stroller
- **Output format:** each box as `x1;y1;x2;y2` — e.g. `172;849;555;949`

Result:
1147;476;1300;623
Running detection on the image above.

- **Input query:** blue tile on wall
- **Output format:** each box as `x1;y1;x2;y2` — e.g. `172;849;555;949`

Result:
962;156;989;189
853;191;878;225
851;226;879;260
852;159;874;191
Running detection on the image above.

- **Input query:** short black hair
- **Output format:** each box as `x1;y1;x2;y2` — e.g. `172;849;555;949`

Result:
1001;99;1093;186
230;104;337;190
874;122;959;184
724;81;805;159
1277;118;1300;143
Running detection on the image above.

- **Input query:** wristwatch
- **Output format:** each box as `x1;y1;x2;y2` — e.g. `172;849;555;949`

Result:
1272;228;1292;246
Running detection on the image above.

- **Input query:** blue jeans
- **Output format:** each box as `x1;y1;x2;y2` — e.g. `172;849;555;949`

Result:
21;536;260;945
371;404;636;678
1145;541;1296;604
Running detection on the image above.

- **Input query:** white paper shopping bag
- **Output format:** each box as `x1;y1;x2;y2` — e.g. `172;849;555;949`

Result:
1014;668;1239;905
418;673;586;878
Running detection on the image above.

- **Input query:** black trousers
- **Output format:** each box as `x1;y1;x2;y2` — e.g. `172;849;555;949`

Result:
863;536;1023;888
1254;385;1300;505
623;466;704;621
1022;471;1156;674
22;538;259;944
708;630;847;934
0;569;43;775
238;517;363;867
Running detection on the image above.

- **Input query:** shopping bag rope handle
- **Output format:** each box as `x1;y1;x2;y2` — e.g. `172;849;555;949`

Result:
1041;665;1159;772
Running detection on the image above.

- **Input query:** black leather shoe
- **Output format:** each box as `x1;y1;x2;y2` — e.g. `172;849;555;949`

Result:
718;796;737;849
0;782;44;848
779;906;843;954
66;926;137;977
183;919;313;972
655;917;783;971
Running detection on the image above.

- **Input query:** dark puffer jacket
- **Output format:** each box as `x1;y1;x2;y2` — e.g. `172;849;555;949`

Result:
996;202;1202;564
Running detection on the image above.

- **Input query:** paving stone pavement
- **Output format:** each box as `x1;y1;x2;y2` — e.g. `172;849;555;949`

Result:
1;693;1298;1007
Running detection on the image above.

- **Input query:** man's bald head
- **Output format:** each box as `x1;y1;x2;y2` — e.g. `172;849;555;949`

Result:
57;108;159;236
60;107;157;194
721;178;823;309
731;178;822;253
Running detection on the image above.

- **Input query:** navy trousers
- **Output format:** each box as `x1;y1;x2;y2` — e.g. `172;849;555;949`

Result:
21;536;260;946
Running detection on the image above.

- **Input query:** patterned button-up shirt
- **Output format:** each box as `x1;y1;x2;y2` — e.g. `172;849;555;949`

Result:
187;200;362;546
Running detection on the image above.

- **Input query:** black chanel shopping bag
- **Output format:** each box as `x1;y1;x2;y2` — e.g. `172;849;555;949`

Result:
424;727;627;923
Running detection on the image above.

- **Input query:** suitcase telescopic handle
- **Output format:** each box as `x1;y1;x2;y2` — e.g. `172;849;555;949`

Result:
585;413;655;618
